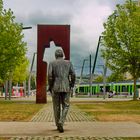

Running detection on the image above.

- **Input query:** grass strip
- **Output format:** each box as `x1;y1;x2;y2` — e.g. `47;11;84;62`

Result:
0;100;44;121
74;100;140;122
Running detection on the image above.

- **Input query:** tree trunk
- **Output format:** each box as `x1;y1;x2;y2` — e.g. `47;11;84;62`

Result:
5;81;8;100
133;78;137;100
8;80;12;100
23;81;26;97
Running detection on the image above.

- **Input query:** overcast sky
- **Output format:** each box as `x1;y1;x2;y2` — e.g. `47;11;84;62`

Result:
3;0;124;76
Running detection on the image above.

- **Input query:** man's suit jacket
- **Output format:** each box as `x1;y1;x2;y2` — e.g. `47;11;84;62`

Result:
48;57;75;92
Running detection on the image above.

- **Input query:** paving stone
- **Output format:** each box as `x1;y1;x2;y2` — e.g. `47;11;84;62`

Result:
30;103;95;122
9;137;125;140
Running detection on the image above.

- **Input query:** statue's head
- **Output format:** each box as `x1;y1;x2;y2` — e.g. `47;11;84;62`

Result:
55;49;64;59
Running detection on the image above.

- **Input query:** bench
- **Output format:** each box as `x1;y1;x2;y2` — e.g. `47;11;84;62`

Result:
117;92;129;97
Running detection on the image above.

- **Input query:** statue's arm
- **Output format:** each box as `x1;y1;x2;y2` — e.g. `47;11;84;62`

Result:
69;62;76;88
48;62;54;92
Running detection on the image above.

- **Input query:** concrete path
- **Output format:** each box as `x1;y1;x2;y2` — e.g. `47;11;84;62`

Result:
0;122;140;137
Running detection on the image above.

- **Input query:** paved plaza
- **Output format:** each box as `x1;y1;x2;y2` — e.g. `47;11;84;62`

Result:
0;96;140;140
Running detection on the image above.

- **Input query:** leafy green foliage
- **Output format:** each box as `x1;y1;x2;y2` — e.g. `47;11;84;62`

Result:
94;75;103;82
12;58;29;84
0;0;27;83
101;0;140;100
107;72;125;82
0;0;2;13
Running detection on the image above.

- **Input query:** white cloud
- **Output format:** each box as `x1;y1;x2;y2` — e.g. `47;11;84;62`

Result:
71;1;112;52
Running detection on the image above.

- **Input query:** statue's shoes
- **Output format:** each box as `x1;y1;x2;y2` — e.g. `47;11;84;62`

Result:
57;124;64;133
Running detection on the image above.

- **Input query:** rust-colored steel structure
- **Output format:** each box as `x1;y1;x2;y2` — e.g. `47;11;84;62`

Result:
36;25;70;103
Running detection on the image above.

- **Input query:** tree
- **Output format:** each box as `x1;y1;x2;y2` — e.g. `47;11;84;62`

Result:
107;72;125;83
12;58;29;84
101;0;140;100
94;75;103;82
0;0;27;83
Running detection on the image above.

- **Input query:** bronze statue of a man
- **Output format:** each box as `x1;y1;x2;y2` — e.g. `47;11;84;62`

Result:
48;49;76;133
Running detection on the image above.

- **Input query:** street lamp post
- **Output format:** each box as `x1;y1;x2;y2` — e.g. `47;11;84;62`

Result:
103;64;107;99
91;35;108;99
28;52;37;97
98;63;107;99
91;36;103;97
22;26;32;96
92;36;102;75
79;59;88;84
22;27;32;30
89;54;92;97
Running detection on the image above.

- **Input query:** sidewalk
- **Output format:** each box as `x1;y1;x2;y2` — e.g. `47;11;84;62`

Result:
0;96;140;139
0;122;140;137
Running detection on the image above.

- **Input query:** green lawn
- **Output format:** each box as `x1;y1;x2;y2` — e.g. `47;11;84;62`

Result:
0;100;44;121
74;100;140;122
